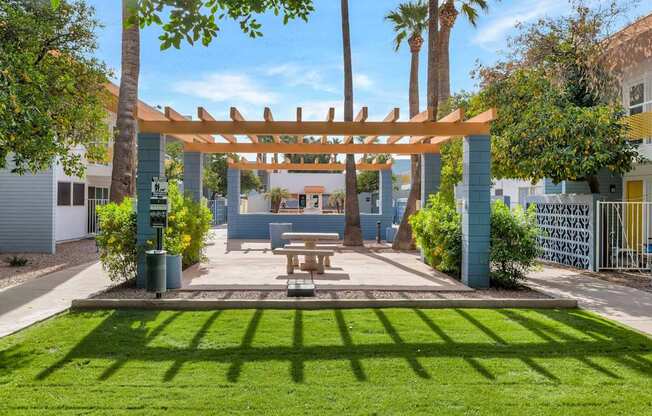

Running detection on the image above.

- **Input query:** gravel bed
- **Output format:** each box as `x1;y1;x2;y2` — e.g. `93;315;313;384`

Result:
0;239;98;290
95;282;550;300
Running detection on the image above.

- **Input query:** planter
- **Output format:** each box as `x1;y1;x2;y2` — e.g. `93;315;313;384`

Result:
269;223;293;249
166;254;183;289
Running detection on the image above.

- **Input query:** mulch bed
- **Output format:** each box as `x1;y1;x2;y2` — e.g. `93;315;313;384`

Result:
0;239;98;290
94;280;550;300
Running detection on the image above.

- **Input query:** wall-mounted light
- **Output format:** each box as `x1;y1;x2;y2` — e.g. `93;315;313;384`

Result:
610;184;617;193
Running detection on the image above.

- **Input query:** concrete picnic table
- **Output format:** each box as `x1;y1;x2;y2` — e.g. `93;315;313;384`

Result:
281;232;340;271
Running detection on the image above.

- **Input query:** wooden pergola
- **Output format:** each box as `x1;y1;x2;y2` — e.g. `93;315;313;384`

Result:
138;106;496;155
135;103;497;290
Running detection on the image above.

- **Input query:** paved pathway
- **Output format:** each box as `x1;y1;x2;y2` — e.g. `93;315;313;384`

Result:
0;261;111;338
528;266;652;336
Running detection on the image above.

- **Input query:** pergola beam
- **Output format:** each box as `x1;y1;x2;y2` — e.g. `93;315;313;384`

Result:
263;107;282;144
183;142;441;155
228;161;392;171
410;108;465;144
321;107;336;144
139;119;491;137
198;107;235;143
230;107;259;143
344;106;368;144
418;108;498;145
164;106;212;143
386;107;436;144
364;108;400;144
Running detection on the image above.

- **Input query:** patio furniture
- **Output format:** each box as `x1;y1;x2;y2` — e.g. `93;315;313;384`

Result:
284;242;337;267
282;232;339;270
269;223;293;249
273;248;335;274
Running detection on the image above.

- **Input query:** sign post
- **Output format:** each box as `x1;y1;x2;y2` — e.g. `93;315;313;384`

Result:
147;177;169;297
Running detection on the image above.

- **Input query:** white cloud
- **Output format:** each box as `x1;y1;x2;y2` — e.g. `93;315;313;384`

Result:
264;62;339;94
173;72;278;106
354;73;374;89
472;0;564;49
297;100;344;121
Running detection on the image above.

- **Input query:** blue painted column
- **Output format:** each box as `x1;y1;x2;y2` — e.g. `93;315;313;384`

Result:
421;153;441;208
226;167;240;239
136;133;165;288
379;169;392;216
461;135;491;289
183;151;203;202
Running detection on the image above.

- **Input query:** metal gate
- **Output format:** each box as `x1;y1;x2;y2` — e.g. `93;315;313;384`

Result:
87;198;109;235
596;201;652;270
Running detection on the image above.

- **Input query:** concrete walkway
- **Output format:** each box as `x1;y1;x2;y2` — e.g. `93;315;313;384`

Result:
528;266;652;336
0;261;112;338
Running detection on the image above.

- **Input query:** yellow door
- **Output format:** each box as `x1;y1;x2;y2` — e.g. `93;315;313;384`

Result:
626;180;644;249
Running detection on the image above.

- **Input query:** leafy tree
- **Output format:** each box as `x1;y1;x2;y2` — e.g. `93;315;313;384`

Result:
1;0;110;176
477;3;641;192
165;141;184;182
110;0;314;203
328;189;345;213
385;0;428;250
356;171;379;194
203;153;261;199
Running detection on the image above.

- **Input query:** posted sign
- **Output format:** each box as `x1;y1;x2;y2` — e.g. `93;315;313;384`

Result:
150;177;169;228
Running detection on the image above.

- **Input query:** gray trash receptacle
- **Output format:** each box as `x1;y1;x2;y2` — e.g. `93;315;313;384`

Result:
270;223;293;249
146;250;167;293
166;254;182;289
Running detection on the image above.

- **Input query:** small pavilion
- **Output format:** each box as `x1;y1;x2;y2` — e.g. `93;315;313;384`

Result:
136;105;496;289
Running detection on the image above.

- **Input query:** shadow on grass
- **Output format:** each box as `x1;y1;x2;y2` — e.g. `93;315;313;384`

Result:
28;308;652;384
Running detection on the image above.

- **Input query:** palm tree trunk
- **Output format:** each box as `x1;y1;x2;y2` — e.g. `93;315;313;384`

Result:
437;24;452;107
341;0;363;246
393;45;422;250
110;0;139;203
438;1;457;108
427;0;439;118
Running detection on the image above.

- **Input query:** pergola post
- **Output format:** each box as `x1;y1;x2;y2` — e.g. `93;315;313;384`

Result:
183;151;203;201
226;167;240;239
379;168;393;216
136;132;165;288
421;153;441;207
461;135;491;289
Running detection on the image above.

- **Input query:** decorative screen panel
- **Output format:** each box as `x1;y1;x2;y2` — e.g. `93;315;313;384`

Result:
534;202;592;269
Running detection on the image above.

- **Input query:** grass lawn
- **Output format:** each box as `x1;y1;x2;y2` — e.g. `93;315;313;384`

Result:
1;308;651;415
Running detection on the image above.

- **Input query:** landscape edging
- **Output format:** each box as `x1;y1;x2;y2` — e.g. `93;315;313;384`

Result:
71;298;578;310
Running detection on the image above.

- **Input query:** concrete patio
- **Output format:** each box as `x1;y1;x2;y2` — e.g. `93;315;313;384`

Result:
182;230;470;292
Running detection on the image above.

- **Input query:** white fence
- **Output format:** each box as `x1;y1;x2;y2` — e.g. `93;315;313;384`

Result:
596;201;652;271
87;198;109;235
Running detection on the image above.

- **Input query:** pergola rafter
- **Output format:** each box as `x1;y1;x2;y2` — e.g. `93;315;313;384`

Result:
139;105;496;155
228;161;392;171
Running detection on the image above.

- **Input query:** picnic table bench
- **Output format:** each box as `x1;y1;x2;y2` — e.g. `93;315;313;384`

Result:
281;232;339;270
273;248;335;274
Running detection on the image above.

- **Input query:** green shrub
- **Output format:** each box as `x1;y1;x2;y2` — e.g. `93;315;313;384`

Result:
164;182;191;256
5;255;28;267
490;200;542;288
409;193;462;277
96;198;137;282
181;193;212;268
410;194;542;287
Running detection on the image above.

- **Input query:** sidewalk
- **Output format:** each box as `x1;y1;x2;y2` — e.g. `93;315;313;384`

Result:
0;261;111;338
528;265;652;336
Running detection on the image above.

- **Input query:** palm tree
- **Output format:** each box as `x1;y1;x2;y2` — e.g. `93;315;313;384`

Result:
341;0;363;246
427;0;440;120
438;0;489;106
110;0;139;203
386;0;428;250
265;187;291;213
329;189;346;213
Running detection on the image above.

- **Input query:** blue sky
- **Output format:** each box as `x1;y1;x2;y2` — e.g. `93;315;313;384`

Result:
89;0;650;124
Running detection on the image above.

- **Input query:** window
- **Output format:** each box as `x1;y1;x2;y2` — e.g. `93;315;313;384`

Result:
88;186;109;200
629;82;644;115
57;182;71;206
73;183;85;206
494;188;503;196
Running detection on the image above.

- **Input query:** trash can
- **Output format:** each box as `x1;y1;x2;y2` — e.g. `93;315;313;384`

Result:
386;226;398;243
146;250;167;294
166;254;182;289
269;223;293;249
